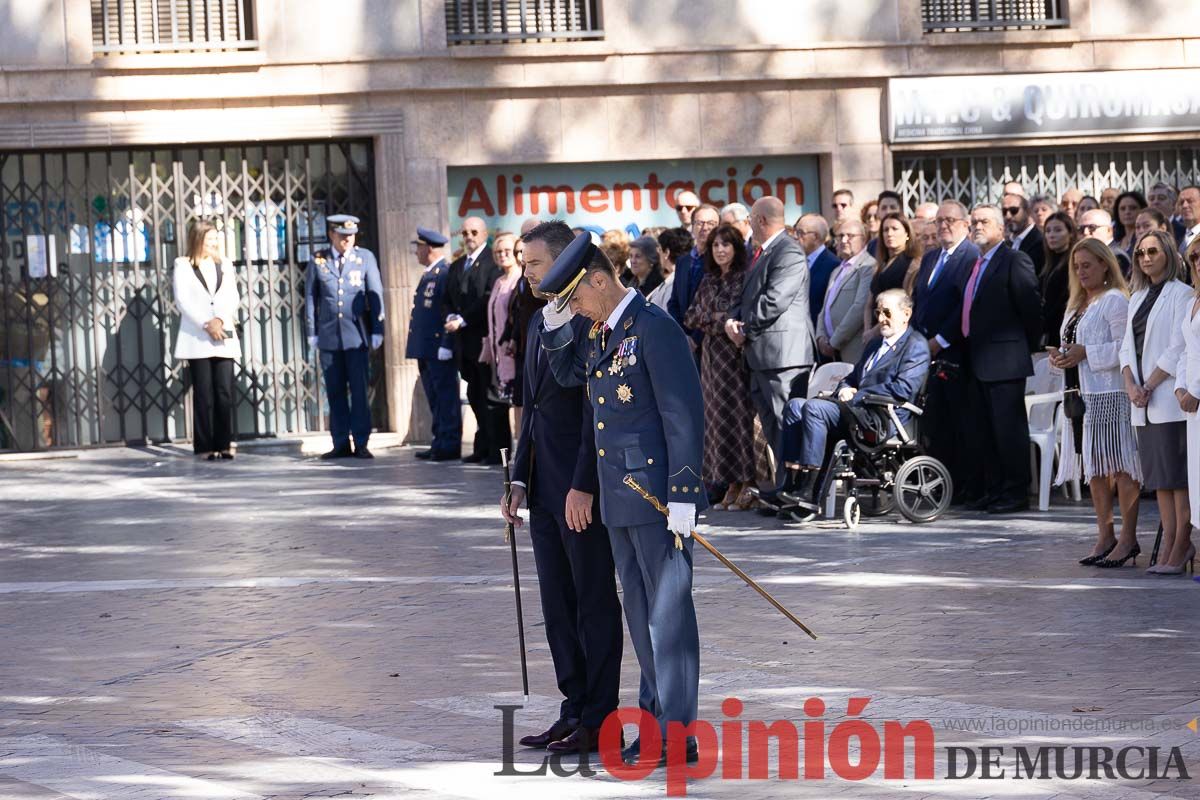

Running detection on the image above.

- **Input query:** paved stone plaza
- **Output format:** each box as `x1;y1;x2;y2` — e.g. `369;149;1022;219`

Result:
0;446;1198;799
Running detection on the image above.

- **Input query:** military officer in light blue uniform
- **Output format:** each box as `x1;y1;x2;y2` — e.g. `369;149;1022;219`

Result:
406;226;462;461
305;214;385;459
538;232;705;767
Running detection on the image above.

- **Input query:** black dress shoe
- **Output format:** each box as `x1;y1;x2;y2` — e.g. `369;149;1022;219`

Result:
415;449;433;460
987;499;1028;514
546;726;623;754
483;454;503;466
621;737;698;768
964;496;992;511
462;453;486;464
354;448;374;459
319;445;354;460
519;718;578;749
430;450;461;462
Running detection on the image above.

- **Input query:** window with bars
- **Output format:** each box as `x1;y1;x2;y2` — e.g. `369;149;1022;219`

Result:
922;0;1067;32
91;0;257;54
445;0;603;45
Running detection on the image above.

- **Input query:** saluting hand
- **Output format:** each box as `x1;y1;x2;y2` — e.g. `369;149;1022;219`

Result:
500;485;526;528
564;489;593;533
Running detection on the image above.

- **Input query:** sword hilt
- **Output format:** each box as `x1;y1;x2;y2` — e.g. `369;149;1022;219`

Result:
622;474;684;550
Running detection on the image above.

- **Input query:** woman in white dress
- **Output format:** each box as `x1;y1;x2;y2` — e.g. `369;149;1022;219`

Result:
1119;230;1193;572
173;220;241;460
1168;238;1200;576
1051;239;1140;567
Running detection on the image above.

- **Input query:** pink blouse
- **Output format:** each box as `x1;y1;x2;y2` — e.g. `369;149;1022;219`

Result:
482;269;521;386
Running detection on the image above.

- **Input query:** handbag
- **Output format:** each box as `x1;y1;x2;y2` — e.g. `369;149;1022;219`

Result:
1063;388;1086;420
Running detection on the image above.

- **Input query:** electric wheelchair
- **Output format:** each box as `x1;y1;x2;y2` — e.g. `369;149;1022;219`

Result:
776;393;954;529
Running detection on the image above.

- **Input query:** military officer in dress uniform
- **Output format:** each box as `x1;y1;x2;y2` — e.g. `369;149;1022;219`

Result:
406;227;462;461
305;214;385;459
539;231;705;767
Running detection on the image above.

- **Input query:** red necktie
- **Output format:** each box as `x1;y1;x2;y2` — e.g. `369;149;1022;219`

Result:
751;246;763;266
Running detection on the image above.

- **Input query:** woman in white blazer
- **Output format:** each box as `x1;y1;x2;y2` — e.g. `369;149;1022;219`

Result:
1119;230;1192;572
1167;238;1200;576
173;220;241;460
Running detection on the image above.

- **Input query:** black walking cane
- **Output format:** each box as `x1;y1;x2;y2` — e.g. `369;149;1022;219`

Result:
1150;522;1164;567
501;448;530;701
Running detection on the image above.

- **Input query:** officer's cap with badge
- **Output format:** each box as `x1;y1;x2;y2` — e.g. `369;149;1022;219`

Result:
539;232;604;312
411;226;449;247
327;214;360;236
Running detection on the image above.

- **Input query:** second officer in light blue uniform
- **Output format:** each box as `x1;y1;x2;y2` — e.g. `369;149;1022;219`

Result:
538;232;705;767
406;226;462;461
305;214;385;459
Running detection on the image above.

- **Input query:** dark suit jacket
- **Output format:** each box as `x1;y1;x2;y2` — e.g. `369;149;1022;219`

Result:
945;243;1041;383
511;315;598;515
910;239;980;353
839;327;931;424
667;249;704;345
808;246;840;326
733;231;813;371
1015;225;1046;276
443;247;500;364
1173;219;1188;249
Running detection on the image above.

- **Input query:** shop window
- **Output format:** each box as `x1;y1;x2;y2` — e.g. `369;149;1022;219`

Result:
922;0;1068;32
445;0;603;45
91;0;257;55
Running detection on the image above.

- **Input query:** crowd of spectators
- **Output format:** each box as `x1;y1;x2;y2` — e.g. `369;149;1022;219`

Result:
437;180;1200;576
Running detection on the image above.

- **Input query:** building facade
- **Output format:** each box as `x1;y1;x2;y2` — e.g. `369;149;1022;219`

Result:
2;0;1199;450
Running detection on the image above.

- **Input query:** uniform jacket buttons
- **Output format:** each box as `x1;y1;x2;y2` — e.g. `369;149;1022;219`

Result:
598;448;606;457
672;485;678;491
597;397;605;404
647;458;654;465
597;422;605;430
682;486;690;493
595;370;602;378
338;312;344;318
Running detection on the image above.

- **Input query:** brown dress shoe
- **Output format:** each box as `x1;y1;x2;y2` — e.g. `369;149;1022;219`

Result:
518;718;578;749
546;726;625;755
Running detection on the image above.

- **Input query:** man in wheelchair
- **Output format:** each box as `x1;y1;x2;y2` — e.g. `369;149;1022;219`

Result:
777;289;931;512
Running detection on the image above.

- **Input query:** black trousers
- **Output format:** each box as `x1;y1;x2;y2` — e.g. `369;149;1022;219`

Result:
461;360;510;459
528;506;623;729
922;365;969;496
189;357;234;454
964;373;1031;504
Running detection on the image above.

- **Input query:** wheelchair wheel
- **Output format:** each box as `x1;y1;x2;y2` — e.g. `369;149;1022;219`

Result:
843;496;861;529
893;456;953;523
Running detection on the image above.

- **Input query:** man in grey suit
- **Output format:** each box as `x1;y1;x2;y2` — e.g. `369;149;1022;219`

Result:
817;219;876;365
726;196;814;487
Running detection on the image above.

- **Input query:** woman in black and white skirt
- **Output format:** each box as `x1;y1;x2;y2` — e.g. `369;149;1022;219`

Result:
1120;230;1193;572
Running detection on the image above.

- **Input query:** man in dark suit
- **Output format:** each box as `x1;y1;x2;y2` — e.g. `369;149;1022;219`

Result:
1148;182;1187;245
1177;186;1200;252
943;204;1041;514
727;196;814;489
443;216;502;464
500;221;623;756
779;289;930;508
912;200;979;495
794;213;840;326
1003;194;1046;276
667;204;719;351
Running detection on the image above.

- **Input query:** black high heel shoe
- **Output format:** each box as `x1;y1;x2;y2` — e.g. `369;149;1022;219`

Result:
1079;541;1117;566
1096;544;1141;569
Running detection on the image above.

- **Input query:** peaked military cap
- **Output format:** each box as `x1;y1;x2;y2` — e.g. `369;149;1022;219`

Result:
411;226;448;247
327;214;360;235
540;232;598;311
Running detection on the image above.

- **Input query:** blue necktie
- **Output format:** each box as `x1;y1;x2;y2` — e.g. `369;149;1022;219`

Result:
928;250;948;287
865;341;889;373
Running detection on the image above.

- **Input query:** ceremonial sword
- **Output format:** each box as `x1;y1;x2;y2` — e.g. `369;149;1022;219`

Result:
622;474;817;641
500;448;530;700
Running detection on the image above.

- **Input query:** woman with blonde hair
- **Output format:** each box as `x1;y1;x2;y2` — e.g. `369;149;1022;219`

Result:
173;219;241;460
1168;237;1200;576
1051;239;1140;566
1119;230;1193;571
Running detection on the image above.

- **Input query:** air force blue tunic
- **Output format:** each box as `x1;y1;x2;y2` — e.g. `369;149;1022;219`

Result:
540;291;703;735
406;259;462;456
304;246;385;451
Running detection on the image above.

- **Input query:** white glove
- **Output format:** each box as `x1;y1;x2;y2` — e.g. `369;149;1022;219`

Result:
437;346;453;361
542;301;576;331
667;502;695;540
445;313;465;331
371;334;384;350
307;336;319;351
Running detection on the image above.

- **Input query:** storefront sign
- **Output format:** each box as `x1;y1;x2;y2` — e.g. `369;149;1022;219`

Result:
447;156;819;236
889;70;1200;143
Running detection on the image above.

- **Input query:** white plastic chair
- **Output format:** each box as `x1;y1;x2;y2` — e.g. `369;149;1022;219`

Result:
1025;356;1067;510
808;362;855;399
